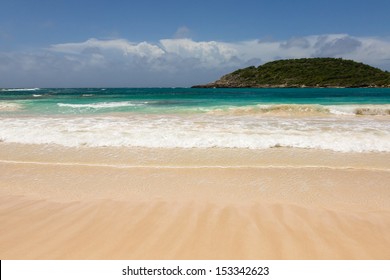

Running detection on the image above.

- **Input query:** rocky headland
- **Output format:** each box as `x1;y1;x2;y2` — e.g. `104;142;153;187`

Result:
193;58;390;88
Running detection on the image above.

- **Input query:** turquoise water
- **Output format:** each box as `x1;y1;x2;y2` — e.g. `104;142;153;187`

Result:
1;88;389;152
1;87;390;115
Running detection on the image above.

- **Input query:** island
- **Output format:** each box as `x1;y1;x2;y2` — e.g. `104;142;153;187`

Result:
192;58;390;88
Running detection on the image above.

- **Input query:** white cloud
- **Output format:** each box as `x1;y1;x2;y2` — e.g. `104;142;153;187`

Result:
173;26;191;39
48;35;390;69
49;38;165;59
159;38;239;67
1;34;390;87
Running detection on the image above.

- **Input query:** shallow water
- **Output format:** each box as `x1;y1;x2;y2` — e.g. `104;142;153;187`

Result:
1;87;389;152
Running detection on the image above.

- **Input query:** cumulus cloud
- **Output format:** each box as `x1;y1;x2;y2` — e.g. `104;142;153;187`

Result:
49;38;165;60
280;37;311;49
160;39;240;68
1;34;390;87
314;35;362;57
173;26;192;39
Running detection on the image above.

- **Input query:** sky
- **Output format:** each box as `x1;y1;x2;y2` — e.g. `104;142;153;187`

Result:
1;0;390;87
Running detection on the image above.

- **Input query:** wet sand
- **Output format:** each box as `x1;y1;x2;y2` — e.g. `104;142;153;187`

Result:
0;144;390;259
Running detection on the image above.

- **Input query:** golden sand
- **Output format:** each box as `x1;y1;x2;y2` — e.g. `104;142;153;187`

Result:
0;143;389;259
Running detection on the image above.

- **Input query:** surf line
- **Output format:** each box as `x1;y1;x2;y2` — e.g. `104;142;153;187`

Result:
0;159;389;172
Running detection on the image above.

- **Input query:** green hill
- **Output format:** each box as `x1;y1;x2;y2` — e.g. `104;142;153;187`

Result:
193;58;390;88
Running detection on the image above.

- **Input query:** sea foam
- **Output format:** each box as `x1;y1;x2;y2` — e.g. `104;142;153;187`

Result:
57;101;145;109
327;105;390;116
208;104;390;116
1;88;40;92
1;114;389;152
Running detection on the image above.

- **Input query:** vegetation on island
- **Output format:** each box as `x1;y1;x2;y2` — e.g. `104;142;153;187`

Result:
193;58;390;88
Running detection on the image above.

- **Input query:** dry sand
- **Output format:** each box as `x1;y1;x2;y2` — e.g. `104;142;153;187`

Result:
0;143;390;259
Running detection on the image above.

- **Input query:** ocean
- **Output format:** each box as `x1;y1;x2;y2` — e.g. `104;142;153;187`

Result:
1;87;389;152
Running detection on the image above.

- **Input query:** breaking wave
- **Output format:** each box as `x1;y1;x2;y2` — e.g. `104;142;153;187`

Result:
327;105;390;116
208;104;329;115
1;88;40;92
0;114;389;152
57;101;146;109
208;104;390;116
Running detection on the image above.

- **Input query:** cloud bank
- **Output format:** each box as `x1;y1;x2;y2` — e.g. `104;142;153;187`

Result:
1;34;390;87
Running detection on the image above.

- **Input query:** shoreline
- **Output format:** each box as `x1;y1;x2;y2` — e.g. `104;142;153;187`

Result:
1;144;390;259
191;84;390;88
1;143;390;169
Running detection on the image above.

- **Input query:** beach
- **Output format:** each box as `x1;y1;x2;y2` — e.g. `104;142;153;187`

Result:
1;144;390;259
1;87;389;259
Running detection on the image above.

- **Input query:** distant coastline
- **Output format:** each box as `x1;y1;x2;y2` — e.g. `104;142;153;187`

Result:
193;58;390;88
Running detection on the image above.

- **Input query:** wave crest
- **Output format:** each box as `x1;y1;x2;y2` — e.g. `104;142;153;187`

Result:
57;101;145;109
208;104;390;116
209;104;330;116
1;88;40;92
354;107;390;115
328;105;390;116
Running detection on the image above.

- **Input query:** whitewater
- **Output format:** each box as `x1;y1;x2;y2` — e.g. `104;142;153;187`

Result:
0;87;389;152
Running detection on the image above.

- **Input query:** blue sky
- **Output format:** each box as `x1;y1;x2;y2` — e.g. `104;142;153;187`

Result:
1;0;390;87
